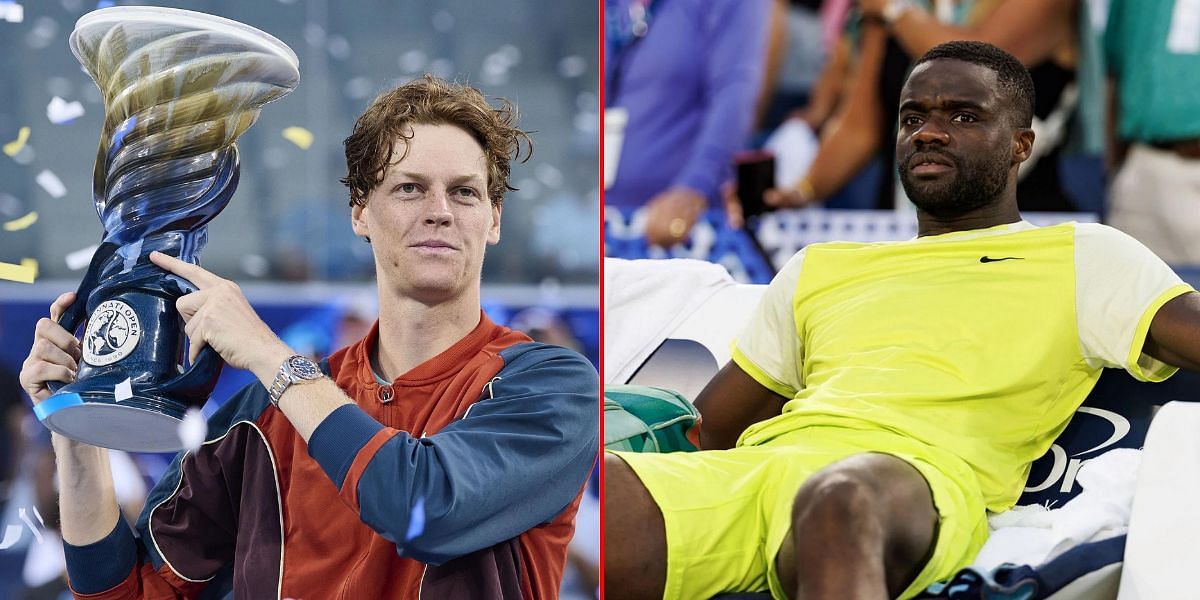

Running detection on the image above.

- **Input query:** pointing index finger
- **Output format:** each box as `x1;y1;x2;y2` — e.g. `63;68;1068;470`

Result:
149;251;222;288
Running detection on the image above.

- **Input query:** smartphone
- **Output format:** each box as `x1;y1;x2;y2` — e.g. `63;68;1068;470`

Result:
735;150;776;219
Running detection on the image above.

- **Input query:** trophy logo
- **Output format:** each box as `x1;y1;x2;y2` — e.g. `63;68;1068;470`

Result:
82;300;142;367
35;6;300;452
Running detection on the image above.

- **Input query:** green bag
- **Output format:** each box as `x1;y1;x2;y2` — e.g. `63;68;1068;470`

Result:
604;384;702;453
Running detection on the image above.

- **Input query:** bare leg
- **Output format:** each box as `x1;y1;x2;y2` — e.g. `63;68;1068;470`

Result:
603;453;668;599
775;453;938;599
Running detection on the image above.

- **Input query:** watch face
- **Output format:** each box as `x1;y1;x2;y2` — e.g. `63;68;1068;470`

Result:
288;356;322;379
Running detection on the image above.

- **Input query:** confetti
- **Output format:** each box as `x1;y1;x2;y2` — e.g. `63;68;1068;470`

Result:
0;258;37;283
3;211;36;231
36;169;66;198
0;2;24;23
114;377;132;401
3;126;29;156
65;244;98;270
0;193;21;216
18;508;42;544
405;496;425;541
47;96;85;124
281;126;313;149
240;253;268;277
178;407;207;451
0;524;20;549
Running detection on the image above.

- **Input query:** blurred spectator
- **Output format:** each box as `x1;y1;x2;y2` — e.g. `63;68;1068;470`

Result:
731;0;1083;223
1105;0;1200;265
510;306;585;354
604;0;771;247
756;0;847;134
1;363;24;497
755;0;794;132
331;295;378;354
1;418;146;600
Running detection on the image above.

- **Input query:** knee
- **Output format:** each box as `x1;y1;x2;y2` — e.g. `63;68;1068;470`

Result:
792;454;937;528
792;455;938;553
792;466;880;527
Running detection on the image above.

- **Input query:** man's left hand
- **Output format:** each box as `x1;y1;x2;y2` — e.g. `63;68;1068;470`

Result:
149;251;292;380
643;186;707;247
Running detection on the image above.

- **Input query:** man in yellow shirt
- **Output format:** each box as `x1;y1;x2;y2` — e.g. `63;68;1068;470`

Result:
605;41;1200;600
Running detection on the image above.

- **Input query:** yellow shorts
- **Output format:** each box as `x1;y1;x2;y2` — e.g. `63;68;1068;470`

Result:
611;427;989;600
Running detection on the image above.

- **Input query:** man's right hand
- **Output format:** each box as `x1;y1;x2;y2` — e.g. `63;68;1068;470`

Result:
20;292;82;404
722;181;746;230
19;291;121;548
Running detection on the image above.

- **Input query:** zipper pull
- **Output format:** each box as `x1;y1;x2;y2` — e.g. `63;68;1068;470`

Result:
377;384;394;404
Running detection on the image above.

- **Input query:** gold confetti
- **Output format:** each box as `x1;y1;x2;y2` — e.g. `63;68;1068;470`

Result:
3;211;37;231
0;258;38;283
282;126;314;150
3;127;30;157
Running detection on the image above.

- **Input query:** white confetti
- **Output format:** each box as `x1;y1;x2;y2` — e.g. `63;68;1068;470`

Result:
35;169;66;198
557;55;587;78
65;244;98;270
178;407;207;451
18;508;42;544
113;377;132;401
0;2;24;23
46;96;85;124
240;253;268;277
0;524;21;549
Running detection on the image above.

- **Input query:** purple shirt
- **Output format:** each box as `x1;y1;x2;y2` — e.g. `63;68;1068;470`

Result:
605;0;770;209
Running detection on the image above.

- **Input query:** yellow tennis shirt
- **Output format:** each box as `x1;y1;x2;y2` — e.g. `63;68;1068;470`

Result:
732;221;1193;512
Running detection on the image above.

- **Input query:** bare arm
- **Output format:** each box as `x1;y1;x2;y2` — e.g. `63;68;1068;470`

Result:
797;37;852;130
1105;75;1129;173
53;438;121;545
871;0;1076;66
755;0;792;129
1144;292;1200;371
693;361;789;450
767;20;887;207
19;292;121;546
805;21;887;199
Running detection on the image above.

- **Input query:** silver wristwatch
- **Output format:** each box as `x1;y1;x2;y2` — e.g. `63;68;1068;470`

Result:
268;354;324;406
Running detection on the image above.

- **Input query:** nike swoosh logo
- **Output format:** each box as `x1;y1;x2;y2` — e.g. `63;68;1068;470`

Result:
979;256;1024;263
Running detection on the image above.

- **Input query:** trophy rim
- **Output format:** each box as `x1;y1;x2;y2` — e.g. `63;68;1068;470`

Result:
70;5;299;71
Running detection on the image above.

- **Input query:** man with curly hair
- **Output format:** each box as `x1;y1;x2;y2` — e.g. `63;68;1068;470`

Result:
21;75;599;599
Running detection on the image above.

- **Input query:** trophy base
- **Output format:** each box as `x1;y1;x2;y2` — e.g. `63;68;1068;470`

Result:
36;390;197;453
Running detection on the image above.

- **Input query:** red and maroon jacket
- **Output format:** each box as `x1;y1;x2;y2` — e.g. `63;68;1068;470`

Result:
63;313;599;599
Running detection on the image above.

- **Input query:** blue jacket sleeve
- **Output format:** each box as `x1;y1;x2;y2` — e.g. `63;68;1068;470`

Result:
307;343;599;565
673;0;771;202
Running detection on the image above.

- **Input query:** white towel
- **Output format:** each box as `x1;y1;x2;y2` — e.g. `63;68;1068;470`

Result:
604;257;737;384
972;448;1141;572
